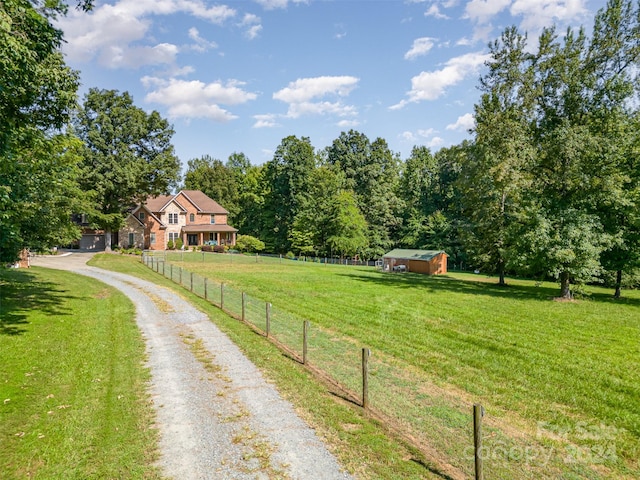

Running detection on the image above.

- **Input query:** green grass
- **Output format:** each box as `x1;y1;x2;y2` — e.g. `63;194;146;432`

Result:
89;253;446;479
154;251;640;479
0;266;161;480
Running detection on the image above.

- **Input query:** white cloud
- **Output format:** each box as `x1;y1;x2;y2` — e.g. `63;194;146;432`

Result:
337;119;359;128
404;37;436;60
101;43;179;68
274;76;359;103
188;27;218;52
428;136;445;148
143;78;257;121
464;0;511;24
418;128;437;138
446;112;475;131
401;131;416;142
273;76;360;119
425;5;450;19
253;114;279;128
254;0;308;10
240;13;262;40
511;0;587;31
56;0;236;67
391;52;488;109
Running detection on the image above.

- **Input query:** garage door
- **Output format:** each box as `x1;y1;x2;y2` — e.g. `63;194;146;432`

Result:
79;234;105;250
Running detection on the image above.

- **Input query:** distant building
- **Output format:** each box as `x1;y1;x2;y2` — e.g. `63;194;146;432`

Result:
119;190;237;250
382;249;448;275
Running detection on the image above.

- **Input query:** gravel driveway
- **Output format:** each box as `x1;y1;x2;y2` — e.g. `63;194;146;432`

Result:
32;253;353;480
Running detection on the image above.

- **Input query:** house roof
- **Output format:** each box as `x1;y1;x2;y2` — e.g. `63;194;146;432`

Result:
182;224;238;233
132;204;166;227
179;190;229;214
144;194;175;212
382;249;448;261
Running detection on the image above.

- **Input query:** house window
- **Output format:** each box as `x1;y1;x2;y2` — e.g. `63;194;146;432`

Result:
169;232;179;242
139;211;145;221
189;213;195;222
209;233;215;241
168;213;178;224
210;215;216;224
128;233;135;246
150;232;156;245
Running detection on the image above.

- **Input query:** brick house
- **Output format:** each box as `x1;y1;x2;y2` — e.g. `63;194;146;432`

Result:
118;190;237;250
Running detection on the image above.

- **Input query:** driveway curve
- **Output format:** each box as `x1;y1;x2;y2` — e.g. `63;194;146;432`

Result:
32;252;352;480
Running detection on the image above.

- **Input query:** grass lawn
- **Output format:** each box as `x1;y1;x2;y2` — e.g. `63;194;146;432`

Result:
0;266;161;480
94;252;640;479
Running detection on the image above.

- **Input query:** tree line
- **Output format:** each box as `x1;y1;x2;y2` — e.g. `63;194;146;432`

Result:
1;0;639;299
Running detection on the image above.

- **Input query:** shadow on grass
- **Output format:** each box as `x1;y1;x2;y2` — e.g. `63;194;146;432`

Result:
0;268;76;336
337;270;640;306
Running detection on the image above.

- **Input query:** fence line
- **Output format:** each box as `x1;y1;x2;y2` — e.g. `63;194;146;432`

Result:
140;251;536;480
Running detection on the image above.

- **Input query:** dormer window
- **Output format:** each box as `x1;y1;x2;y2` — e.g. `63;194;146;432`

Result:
210;215;216;224
190;213;195;222
139;211;145;221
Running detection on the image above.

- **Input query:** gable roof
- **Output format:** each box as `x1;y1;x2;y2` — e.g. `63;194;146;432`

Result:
144;194;174;212
132;204;166;227
179;190;229;214
382;249;448;261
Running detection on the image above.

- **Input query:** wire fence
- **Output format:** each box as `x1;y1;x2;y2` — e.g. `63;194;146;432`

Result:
141;250;595;480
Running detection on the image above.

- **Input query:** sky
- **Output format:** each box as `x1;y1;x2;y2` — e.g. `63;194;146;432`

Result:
56;0;608;168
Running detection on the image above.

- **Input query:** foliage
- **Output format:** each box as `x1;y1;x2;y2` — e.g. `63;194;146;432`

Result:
0;0;89;261
167;239;174;250
262;136;316;252
74;89;180;248
235;234;265;253
183;155;238;219
175;237;183;250
325;190;368;257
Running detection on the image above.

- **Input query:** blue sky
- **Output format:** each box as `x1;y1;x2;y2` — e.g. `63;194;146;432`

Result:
56;0;607;168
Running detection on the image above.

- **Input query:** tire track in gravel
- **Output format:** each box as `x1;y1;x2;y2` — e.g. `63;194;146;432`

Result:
32;254;353;480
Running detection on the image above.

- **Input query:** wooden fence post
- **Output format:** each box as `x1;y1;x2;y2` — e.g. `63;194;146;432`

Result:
221;283;224;310
204;277;208;300
265;302;271;337
362;348;370;409
242;292;246;321
303;321;310;364
474;404;484;480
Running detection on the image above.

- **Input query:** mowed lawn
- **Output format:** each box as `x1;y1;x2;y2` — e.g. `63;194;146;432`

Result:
0;267;160;480
170;252;639;477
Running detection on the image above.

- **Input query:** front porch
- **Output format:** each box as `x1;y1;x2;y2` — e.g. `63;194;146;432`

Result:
181;225;237;247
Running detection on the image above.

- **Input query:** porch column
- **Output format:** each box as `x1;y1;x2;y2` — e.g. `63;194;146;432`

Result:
183;232;187;247
216;232;220;245
232;232;236;245
199;232;203;245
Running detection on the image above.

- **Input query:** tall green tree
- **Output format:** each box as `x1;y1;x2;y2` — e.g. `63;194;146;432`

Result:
184;155;238;218
74;89;180;250
326;130;402;257
326;190;368;258
462;26;535;285
262;136;316;252
0;0;90;261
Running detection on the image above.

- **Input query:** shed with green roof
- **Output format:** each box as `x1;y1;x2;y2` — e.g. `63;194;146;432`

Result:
382;249;448;275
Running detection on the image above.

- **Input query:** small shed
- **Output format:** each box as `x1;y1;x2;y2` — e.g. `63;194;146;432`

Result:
382;249;448;275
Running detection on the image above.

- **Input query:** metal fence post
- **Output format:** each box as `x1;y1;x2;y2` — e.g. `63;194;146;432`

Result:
221;283;224;310
204;277;208;300
190;272;193;292
242;292;246;321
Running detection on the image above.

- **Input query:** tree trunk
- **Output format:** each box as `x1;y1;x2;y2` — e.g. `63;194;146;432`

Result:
497;259;506;286
559;271;571;299
614;269;622;299
104;228;112;252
